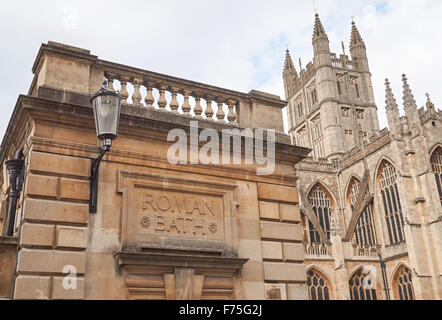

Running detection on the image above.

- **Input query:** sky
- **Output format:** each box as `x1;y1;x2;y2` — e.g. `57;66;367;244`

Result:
0;0;441;139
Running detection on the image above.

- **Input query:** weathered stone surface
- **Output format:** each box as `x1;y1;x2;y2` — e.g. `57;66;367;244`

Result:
263;262;306;282
287;284;309;300
29;152;90;178
25;175;58;198
260;221;302;242
23;199;88;224
17;249;86;274
52;277;85;300
282;243;304;262
20;223;55;247
55;226;88;249
262;241;283;260
14;276;50;300
279;204;301;223
59;178;89;201
259;201;279;220
257;183;299;203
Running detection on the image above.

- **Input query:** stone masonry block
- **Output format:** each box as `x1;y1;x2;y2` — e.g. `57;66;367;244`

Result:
279;204;301;223
55;226;88;249
282;243;305;262
20;223;55;247
17;249;86;274
25;175;58;198
23;199;88;225
29;151;90;178
260;221;302;242
264;262;307;282
257;183;299;203
52;277;85;300
262;241;283;260
287;284;309;300
59;178;89;201
14;276;50;300
259;201;279;220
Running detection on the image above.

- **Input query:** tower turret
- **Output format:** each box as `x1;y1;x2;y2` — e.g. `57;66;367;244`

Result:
349;21;368;72
283;49;298;99
385;79;402;138
402;74;421;131
312;14;345;160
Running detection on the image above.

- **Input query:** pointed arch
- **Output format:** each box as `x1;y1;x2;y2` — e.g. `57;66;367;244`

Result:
376;158;405;245
430;145;442;205
392;264;415;300
346;175;362;210
306;267;333;300
306;180;338;207
348;266;380;300
306;182;336;244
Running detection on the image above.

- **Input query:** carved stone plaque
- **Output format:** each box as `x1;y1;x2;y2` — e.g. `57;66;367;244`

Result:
134;188;223;240
118;171;238;252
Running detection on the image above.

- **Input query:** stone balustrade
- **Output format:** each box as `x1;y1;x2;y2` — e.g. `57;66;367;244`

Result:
352;244;381;257
305;243;332;257
104;71;238;124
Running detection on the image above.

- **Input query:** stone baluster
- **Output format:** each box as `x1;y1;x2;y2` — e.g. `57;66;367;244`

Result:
157;86;167;110
227;100;237;124
169;87;180;114
120;76;130;105
132;79;142;107
144;82;155;108
106;73;116;91
216;100;226;122
194;96;203;119
182;91;192;115
205;97;214;120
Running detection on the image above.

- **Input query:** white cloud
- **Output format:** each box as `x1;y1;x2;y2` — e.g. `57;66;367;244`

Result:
0;0;440;139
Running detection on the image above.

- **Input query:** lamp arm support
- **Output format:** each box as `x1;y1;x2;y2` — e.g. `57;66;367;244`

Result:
89;145;110;214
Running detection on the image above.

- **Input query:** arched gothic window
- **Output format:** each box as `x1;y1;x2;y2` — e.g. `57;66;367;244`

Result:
393;265;415;300
308;184;333;244
378;161;405;245
348;178;377;247
431;147;442;205
349;268;378;300
307;269;332;300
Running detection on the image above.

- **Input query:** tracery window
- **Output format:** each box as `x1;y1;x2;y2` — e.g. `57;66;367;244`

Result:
349;268;378;300
311;115;324;159
393;265;415;300
307;269;331;300
348;178;377;247
378;161;405;245
308;184;332;243
431;147;442;205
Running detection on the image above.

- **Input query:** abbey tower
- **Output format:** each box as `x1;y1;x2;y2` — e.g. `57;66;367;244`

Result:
285;14;442;300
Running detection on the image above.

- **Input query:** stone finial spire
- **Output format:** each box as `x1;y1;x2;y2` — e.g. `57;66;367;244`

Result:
350;20;365;47
283;49;297;76
313;13;328;41
402;74;417;109
426;93;435;110
385;79;399;110
385;79;402;137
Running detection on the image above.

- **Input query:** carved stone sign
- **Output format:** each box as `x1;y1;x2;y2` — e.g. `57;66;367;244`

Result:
118;171;238;252
134;188;223;240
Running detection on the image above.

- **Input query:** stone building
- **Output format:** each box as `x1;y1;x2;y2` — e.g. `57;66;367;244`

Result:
0;14;440;301
284;14;442;300
0;41;310;300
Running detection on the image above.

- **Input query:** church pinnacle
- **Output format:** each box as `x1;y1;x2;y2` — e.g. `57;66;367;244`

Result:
283;49;296;74
313;13;328;41
385;79;399;110
402;74;417;109
350;20;365;47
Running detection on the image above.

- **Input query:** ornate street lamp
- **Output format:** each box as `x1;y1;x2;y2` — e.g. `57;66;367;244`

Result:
5;147;25;236
89;78;121;213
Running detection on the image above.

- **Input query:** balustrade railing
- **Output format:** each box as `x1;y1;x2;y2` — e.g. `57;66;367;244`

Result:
104;71;239;125
352;244;381;257
305;243;332;257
